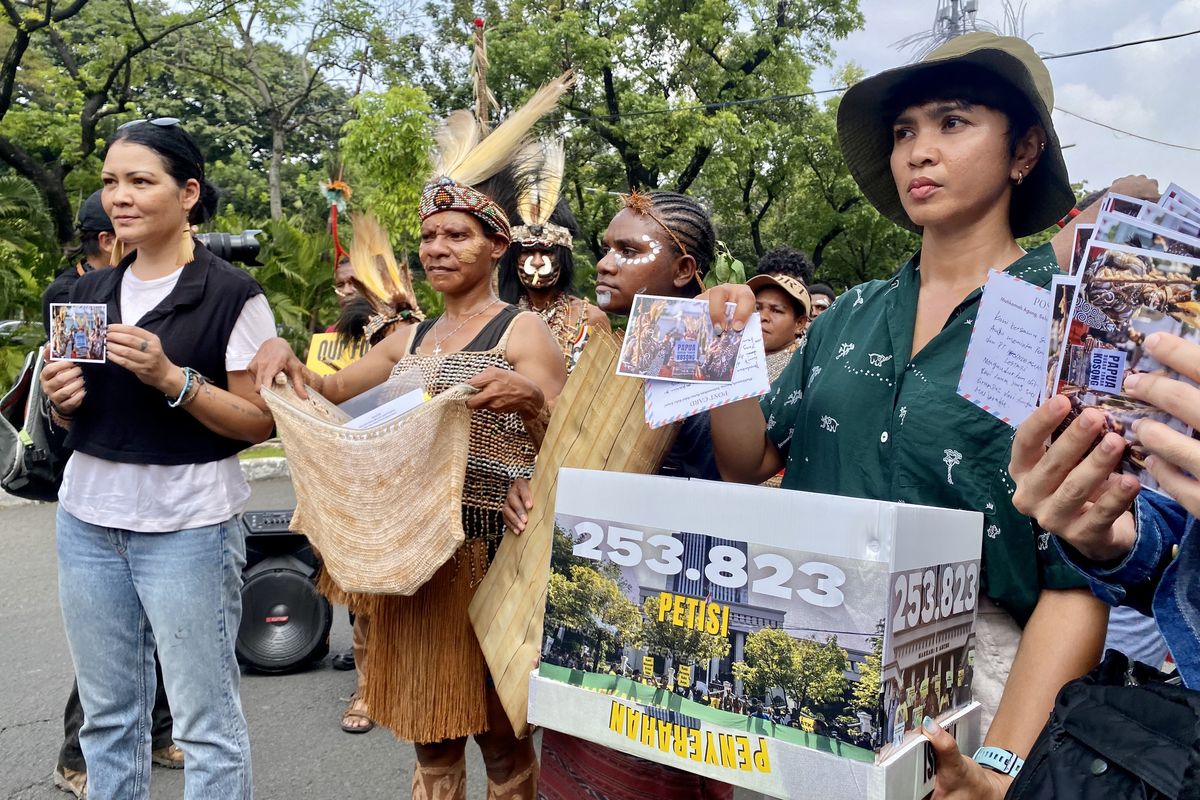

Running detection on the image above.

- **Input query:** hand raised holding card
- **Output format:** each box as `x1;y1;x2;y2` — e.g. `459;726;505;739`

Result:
1010;395;1139;561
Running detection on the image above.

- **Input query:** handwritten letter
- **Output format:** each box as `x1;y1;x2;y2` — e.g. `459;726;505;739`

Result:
956;270;1051;428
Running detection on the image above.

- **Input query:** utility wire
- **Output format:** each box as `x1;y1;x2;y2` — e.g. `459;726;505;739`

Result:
1043;27;1200;59
1055;107;1200;153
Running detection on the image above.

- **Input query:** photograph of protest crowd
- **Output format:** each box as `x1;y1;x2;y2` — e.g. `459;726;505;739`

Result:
540;514;890;761
49;302;107;363
875;559;980;759
616;295;743;383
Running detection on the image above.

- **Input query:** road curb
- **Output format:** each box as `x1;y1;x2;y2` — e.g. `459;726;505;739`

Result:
1;457;292;508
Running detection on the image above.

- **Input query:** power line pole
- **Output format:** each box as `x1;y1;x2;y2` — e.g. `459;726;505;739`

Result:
935;0;979;41
898;0;983;58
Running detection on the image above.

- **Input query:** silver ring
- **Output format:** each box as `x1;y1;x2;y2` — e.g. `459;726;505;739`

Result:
139;340;149;352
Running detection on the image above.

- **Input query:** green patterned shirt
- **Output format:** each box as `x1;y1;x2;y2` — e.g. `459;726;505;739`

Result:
762;243;1086;625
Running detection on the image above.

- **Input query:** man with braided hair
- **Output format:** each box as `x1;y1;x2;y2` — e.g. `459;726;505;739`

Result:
505;190;734;799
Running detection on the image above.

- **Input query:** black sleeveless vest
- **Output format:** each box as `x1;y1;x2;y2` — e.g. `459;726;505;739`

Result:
65;245;264;465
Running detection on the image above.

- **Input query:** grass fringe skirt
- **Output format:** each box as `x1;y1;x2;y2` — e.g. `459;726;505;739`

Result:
321;539;490;743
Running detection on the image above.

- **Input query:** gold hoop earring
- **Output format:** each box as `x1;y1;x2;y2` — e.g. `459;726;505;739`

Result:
177;224;195;267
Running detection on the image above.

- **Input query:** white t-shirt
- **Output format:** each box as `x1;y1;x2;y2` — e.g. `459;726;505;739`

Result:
59;266;277;532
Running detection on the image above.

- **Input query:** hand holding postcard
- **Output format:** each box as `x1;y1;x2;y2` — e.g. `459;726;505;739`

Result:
1048;238;1200;485
617;295;743;383
49;303;107;363
643;314;770;428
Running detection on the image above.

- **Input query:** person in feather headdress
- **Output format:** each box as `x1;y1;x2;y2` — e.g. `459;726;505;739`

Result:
249;71;574;800
497;140;608;372
334;211;424;347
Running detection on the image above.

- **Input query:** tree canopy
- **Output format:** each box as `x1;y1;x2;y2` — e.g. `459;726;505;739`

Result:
5;0;1053;391
733;627;848;712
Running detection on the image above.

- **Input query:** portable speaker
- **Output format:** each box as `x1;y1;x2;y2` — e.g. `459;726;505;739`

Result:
236;510;332;673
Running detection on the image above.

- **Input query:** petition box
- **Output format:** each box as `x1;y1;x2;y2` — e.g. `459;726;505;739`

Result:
529;469;984;799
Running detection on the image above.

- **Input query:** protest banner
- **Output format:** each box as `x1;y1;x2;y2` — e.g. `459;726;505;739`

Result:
304;332;369;376
529;469;983;799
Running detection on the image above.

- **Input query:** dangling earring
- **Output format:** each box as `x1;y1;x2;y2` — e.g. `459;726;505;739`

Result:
1016;170;1024;187
178;224;195;267
108;239;126;267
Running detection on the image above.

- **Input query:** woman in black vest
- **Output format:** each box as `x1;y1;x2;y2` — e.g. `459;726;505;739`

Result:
39;120;275;800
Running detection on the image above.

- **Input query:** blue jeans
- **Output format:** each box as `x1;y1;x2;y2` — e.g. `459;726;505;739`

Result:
56;507;252;800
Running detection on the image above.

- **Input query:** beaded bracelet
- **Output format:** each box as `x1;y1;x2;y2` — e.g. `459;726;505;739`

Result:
180;372;207;407
167;367;194;407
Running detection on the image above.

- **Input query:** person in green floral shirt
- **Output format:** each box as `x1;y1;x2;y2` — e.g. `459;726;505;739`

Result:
704;33;1107;800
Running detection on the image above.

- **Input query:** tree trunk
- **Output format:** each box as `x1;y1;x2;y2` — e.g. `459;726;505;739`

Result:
0;135;74;245
269;125;285;221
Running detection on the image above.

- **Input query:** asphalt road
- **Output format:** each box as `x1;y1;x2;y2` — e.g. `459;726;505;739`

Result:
0;479;493;799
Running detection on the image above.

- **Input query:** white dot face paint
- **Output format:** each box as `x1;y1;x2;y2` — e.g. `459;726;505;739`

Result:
611;239;663;270
595;290;612;308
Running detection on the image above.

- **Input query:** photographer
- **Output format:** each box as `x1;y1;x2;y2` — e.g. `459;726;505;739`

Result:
42;192;116;338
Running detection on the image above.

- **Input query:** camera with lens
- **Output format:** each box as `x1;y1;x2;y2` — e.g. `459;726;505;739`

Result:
196;230;263;266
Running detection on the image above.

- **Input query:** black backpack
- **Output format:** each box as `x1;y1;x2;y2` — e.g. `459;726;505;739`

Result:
1008;651;1200;800
1;347;69;502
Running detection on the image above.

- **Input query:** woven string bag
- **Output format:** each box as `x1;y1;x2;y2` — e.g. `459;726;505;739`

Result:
469;331;678;737
261;377;475;596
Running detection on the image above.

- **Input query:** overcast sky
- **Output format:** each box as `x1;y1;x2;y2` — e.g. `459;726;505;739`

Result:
813;0;1200;196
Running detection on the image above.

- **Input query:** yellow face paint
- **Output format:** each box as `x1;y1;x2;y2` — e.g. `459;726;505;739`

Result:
456;237;483;264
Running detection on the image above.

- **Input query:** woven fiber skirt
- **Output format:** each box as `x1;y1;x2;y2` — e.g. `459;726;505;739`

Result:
350;539;490;743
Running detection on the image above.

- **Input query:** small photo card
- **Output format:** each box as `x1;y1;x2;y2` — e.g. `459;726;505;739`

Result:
643;313;771;428
616;294;742;383
49;303;107;363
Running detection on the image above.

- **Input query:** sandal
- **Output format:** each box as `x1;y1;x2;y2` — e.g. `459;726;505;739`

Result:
341;692;375;734
151;743;184;769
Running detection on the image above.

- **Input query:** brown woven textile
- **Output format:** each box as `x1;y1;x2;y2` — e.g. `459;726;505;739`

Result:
765;338;800;383
469;331;677;737
261;380;473;595
394;312;538;572
358;539;491;743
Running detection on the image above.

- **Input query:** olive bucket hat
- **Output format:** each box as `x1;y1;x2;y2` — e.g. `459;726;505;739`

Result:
836;32;1074;238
